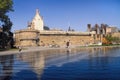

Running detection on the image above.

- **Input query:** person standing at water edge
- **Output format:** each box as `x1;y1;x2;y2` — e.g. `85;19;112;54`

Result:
66;40;70;48
18;46;22;52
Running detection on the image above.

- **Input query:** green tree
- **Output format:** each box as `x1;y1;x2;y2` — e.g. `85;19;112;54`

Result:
44;26;50;30
105;35;113;43
0;0;14;49
0;0;13;31
105;34;120;45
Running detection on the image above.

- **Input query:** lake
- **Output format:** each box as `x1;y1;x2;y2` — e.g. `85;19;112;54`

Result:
0;47;120;80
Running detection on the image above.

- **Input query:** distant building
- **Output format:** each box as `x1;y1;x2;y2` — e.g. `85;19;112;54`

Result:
87;24;119;35
28;9;44;31
14;9;95;47
106;27;119;34
15;9;120;47
87;24;120;44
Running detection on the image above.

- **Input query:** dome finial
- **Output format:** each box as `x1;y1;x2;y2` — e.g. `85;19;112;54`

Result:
36;9;39;14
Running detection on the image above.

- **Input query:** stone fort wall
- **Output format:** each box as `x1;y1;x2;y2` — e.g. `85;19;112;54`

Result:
112;33;120;38
15;30;39;47
39;34;93;47
14;30;95;47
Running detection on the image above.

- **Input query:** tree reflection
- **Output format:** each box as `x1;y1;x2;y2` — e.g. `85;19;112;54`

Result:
0;55;14;80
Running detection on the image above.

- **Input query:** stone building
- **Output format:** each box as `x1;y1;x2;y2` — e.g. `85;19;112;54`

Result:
87;24;120;43
28;9;44;31
87;24;119;35
106;27;119;34
15;30;39;46
14;9;97;47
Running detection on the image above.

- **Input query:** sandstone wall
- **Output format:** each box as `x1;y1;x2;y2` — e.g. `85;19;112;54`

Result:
15;30;95;47
14;30;39;47
39;34;94;47
112;32;120;38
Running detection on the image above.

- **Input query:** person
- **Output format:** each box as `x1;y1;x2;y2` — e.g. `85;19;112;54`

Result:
66;40;70;48
18;46;22;52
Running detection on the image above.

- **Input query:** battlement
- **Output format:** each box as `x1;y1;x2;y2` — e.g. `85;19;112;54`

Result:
40;30;92;36
15;29;94;36
15;29;39;33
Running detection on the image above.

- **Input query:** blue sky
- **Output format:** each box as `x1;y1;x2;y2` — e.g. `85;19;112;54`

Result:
9;0;120;32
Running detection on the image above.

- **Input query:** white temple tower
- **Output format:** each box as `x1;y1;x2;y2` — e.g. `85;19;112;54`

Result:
30;9;44;31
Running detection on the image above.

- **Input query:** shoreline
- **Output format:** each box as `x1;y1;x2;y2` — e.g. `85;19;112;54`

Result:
0;45;120;56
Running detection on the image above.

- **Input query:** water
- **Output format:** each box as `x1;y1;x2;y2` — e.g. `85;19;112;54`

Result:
0;47;120;80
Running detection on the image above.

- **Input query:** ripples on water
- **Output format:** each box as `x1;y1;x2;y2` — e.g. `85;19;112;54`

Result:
0;47;120;80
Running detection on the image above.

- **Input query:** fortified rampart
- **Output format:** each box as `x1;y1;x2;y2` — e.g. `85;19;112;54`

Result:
14;30;95;47
39;31;94;47
15;30;39;46
112;33;120;38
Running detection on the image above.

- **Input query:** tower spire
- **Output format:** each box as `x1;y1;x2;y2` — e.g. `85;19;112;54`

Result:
30;9;44;31
36;9;40;15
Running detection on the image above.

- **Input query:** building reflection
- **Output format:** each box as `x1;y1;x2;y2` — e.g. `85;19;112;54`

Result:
87;47;118;70
44;48;91;67
16;47;120;80
0;55;14;80
16;48;93;79
18;48;98;69
16;52;45;79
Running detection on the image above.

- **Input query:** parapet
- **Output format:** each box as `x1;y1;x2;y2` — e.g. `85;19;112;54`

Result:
15;29;39;33
40;30;91;36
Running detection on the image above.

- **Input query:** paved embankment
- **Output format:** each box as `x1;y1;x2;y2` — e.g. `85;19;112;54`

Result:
0;46;68;56
0;45;120;56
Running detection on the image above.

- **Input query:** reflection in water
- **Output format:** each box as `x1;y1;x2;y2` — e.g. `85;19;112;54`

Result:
0;47;120;80
0;55;14;80
88;47;109;70
17;52;45;79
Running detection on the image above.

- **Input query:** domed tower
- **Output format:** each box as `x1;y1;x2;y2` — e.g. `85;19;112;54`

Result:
31;9;44;31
